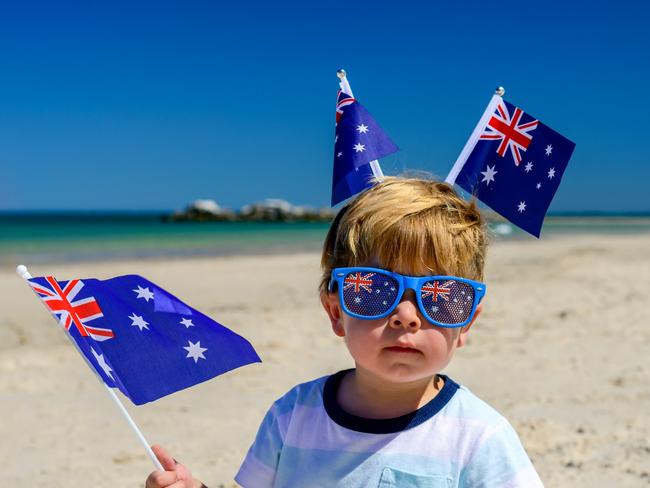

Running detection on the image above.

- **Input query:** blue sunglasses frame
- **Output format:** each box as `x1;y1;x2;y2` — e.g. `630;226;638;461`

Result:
329;267;486;328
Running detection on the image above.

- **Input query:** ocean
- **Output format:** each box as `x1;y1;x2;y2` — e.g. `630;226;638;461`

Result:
2;213;649;269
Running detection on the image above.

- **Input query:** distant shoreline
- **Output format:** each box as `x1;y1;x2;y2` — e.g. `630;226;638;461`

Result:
2;211;650;220
2;215;650;270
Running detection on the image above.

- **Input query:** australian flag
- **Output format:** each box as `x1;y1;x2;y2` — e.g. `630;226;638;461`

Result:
27;274;261;405
331;82;399;206
446;95;576;237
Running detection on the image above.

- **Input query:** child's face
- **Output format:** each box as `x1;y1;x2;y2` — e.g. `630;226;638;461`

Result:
322;263;481;385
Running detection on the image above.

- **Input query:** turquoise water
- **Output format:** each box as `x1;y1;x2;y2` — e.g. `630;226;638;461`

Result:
2;213;649;268
0;215;331;268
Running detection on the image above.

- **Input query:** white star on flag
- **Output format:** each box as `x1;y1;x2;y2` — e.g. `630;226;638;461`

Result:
548;168;556;179
536;182;542;189
180;318;194;328
129;313;149;331
480;165;498;186
184;341;207;363
133;285;154;302
356;124;369;134
91;347;114;379
524;162;533;172
354;297;362;303
545;144;553;156
353;143;366;153
337;152;342;158
518;201;527;213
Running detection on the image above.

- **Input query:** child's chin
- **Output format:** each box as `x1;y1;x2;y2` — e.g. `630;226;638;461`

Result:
378;364;436;383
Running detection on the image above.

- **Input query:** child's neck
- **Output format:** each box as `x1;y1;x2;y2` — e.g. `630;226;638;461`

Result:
337;367;444;419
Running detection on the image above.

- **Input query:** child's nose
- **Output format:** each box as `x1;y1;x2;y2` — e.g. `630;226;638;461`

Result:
388;290;422;331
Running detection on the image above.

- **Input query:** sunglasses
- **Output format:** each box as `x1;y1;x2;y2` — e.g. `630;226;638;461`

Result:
329;267;486;328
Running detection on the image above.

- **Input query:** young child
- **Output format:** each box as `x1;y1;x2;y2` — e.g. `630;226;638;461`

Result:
145;177;544;488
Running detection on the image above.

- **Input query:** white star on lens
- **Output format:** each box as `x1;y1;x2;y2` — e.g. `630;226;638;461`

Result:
480;165;498;186
453;298;458;303
382;301;387;305
390;287;396;292
354;297;362;304
335;135;339;143
356;124;369;134
524;162;533;172
133;285;154;302
461;290;465;295
545;144;553;156
91;348;114;380
431;306;439;313
536;182;542;189
184;341;207;363
337;152;343;158
518;201;527;213
180;318;195;328
129;313;149;331
353;143;366;153
376;289;380;294
384;282;389;286
548;167;556;179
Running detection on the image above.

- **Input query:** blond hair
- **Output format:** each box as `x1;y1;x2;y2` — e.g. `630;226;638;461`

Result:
319;176;487;294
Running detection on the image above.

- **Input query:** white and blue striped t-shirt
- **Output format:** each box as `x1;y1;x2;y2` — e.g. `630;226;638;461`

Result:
236;370;543;487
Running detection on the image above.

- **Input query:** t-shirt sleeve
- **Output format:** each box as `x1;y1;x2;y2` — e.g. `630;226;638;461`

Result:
235;402;285;488
460;419;544;487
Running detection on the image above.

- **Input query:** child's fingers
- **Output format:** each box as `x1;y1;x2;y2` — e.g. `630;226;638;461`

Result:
165;481;192;488
151;444;177;471
145;469;179;488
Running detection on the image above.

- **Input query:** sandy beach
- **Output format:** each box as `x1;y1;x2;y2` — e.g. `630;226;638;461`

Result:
1;233;649;487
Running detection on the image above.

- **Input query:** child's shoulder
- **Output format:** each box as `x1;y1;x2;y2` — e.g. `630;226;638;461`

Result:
444;378;513;429
269;373;330;414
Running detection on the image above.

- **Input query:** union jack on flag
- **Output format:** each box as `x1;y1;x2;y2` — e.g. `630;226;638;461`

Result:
336;90;355;124
446;94;575;237
29;276;114;341
26;273;260;405
479;101;539;165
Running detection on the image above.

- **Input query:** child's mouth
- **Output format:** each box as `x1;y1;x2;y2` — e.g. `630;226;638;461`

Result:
384;346;420;354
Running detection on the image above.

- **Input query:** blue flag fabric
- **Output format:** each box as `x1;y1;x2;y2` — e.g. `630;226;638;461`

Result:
28;274;261;405
447;95;576;237
332;90;399;206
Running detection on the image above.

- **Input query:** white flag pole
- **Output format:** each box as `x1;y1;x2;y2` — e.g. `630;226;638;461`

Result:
16;264;164;471
336;69;384;179
445;86;506;185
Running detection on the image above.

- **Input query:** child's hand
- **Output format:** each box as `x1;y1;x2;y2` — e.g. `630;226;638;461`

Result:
145;444;199;488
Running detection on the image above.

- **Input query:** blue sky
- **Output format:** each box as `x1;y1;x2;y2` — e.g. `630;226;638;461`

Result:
1;0;648;212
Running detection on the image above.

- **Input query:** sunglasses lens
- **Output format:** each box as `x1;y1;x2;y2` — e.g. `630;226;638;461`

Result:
342;271;399;317
420;279;474;325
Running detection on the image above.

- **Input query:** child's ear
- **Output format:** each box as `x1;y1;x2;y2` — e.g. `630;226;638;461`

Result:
456;304;482;348
321;292;345;337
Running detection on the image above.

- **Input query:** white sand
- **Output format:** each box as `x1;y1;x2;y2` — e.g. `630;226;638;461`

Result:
1;234;649;487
